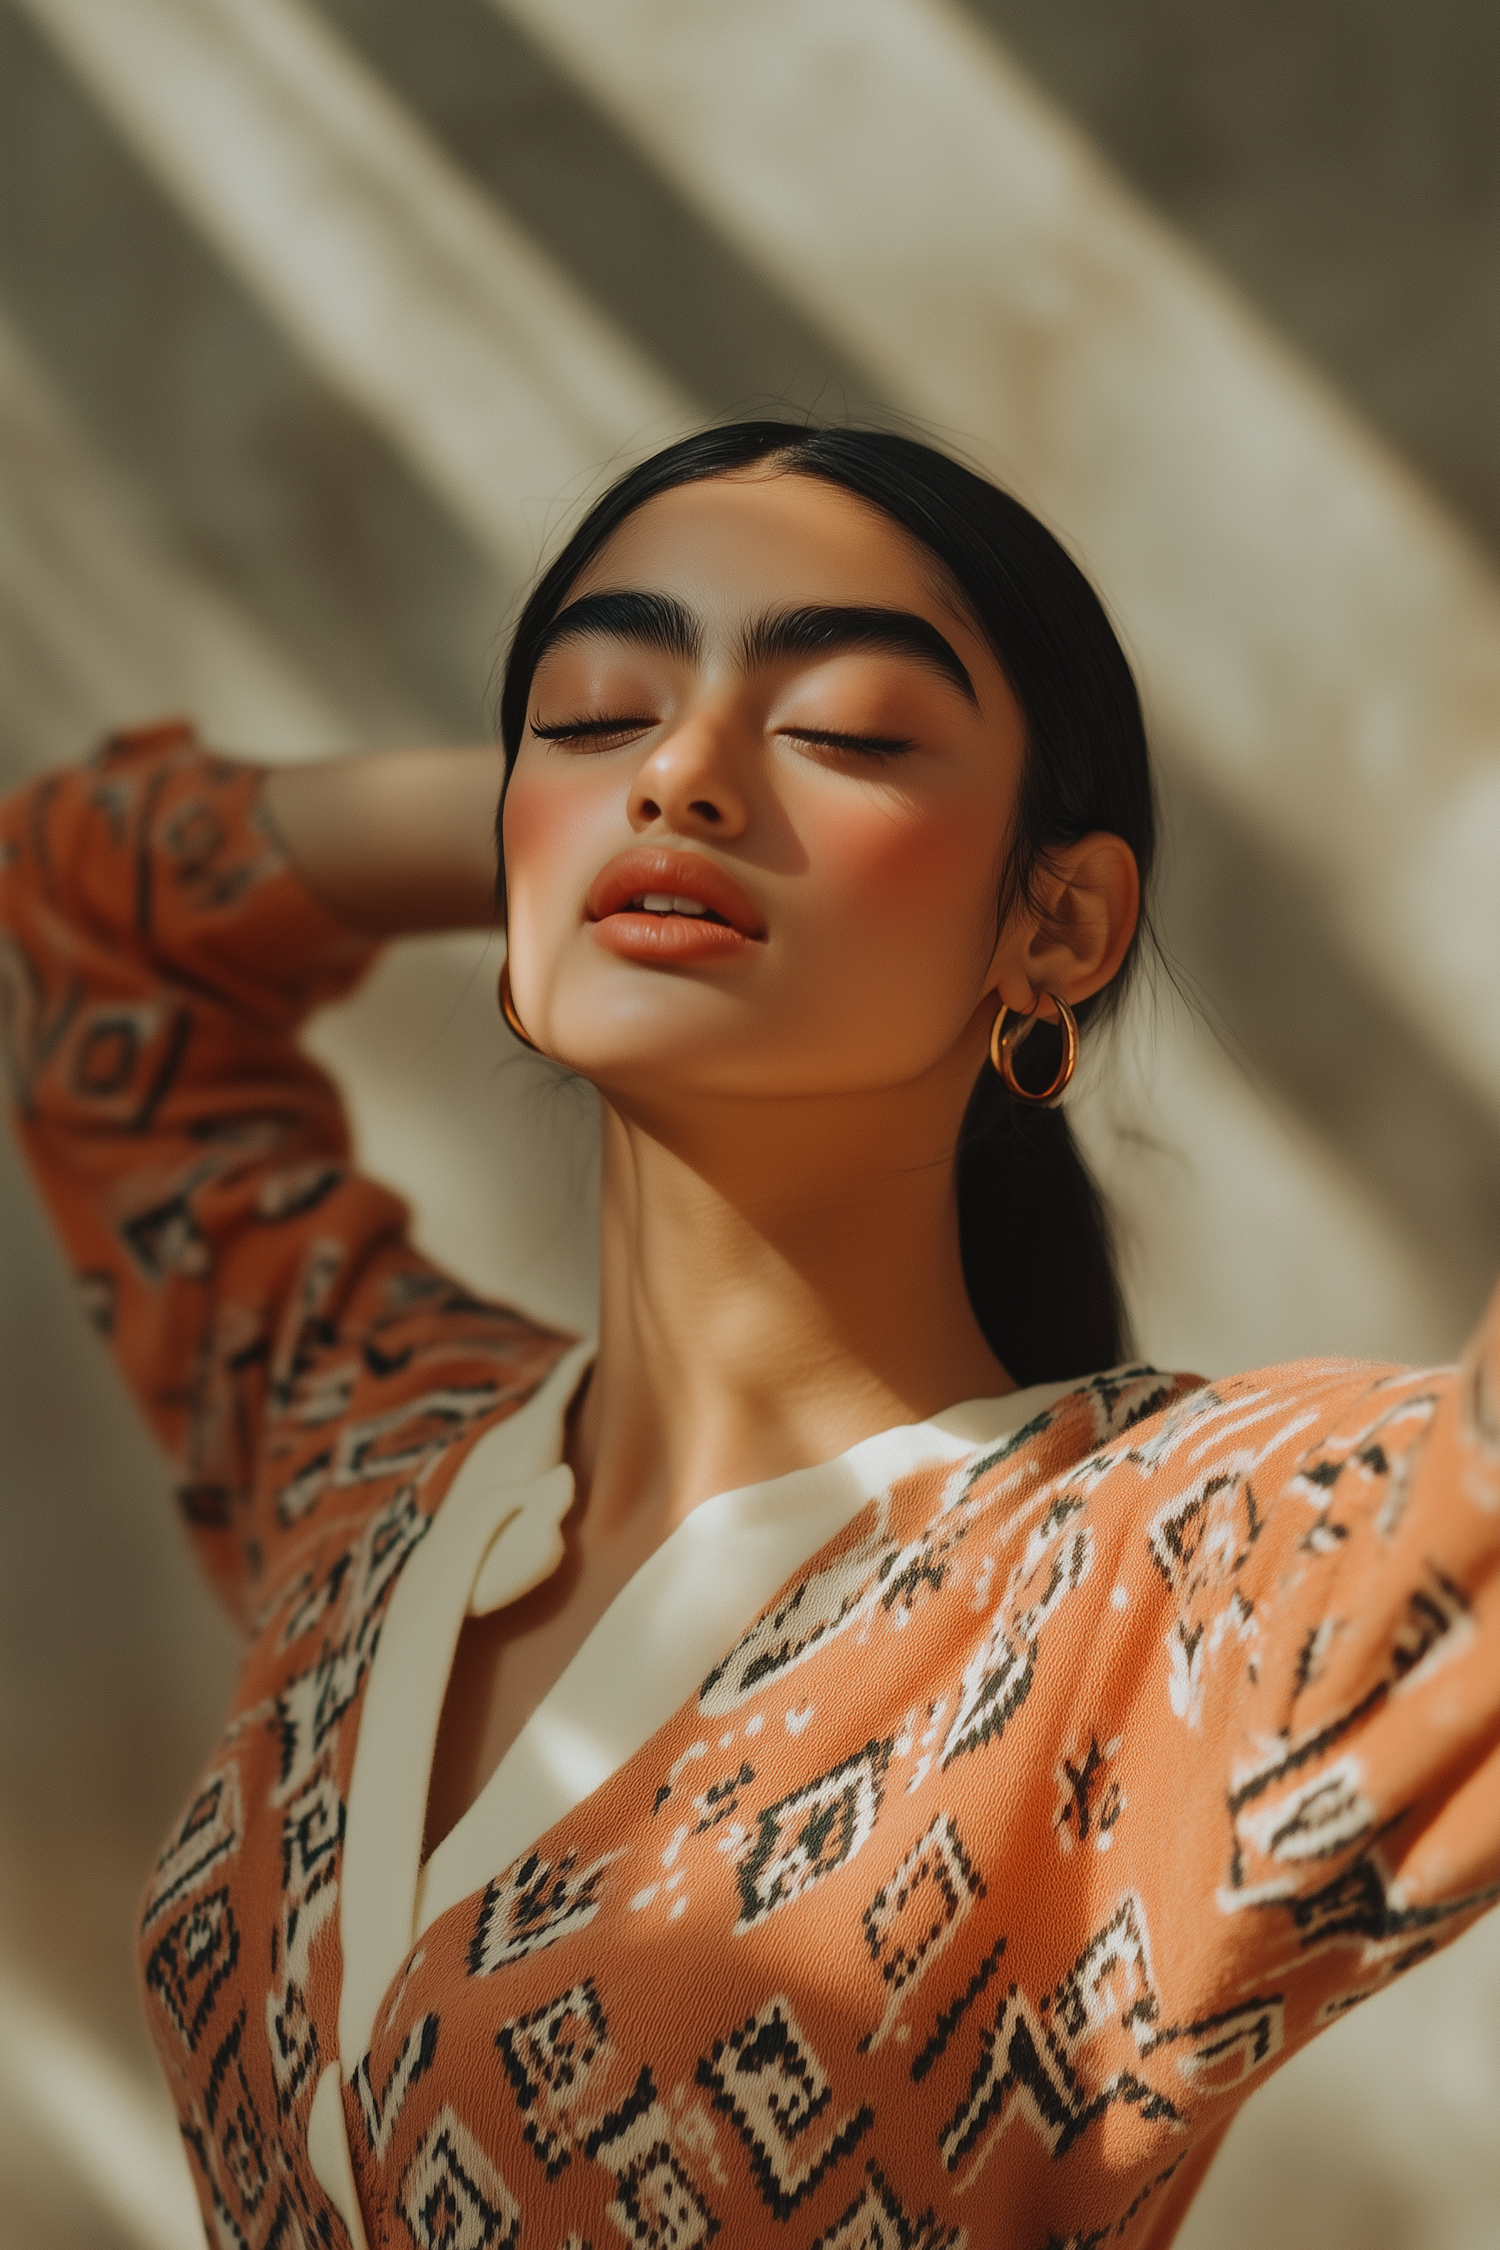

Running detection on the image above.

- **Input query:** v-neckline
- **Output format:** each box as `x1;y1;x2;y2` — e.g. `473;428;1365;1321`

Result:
336;1352;1077;2074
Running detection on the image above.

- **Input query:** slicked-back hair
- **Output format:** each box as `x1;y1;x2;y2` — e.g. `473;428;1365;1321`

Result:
496;422;1158;1384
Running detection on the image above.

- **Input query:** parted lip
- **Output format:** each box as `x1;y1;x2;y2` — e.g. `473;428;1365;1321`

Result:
585;847;767;938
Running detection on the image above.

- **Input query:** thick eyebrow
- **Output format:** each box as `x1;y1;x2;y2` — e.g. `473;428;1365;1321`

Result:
744;605;977;705
532;590;976;708
533;589;702;669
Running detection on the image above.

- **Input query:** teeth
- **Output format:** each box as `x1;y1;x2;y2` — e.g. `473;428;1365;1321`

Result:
634;893;710;917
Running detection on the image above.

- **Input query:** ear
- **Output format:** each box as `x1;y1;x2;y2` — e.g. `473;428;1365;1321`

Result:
989;832;1141;1012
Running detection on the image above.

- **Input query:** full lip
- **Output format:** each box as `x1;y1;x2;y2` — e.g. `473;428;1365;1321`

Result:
585;846;767;938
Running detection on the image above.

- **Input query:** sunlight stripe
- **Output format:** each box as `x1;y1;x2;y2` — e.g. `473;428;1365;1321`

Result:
0;1962;204;2250
0;0;1475;1378
15;0;692;579
489;0;1500;1118
0;313;351;771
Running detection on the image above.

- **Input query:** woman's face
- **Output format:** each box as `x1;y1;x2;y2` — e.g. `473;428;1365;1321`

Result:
502;470;1028;1102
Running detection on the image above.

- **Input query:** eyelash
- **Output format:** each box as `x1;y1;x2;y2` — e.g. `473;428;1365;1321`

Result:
784;727;914;757
530;714;914;758
529;714;655;745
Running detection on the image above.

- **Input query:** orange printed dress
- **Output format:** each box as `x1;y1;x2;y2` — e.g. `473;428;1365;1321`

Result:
3;723;1498;2250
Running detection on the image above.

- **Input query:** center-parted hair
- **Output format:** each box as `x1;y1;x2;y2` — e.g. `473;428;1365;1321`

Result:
496;422;1157;1384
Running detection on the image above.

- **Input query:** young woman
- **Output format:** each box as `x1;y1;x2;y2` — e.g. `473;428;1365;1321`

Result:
3;422;1495;2250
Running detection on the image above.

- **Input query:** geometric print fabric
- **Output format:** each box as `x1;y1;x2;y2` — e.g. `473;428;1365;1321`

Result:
2;727;1497;2248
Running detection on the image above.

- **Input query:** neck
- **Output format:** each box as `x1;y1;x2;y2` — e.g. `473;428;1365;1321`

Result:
567;1081;1012;1541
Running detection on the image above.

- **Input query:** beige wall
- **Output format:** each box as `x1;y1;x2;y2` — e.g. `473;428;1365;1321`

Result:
1;3;1497;2243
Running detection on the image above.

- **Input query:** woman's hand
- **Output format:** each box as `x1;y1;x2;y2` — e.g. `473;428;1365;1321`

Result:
262;746;506;937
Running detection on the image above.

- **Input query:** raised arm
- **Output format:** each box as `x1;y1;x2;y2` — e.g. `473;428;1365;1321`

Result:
0;722;565;1621
1081;1298;1500;2151
260;741;502;936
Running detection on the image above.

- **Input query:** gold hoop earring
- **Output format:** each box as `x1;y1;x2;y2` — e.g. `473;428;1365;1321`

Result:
498;957;541;1053
989;991;1079;1104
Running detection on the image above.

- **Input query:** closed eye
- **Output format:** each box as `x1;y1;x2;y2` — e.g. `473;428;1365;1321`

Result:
779;726;915;756
530;712;657;745
531;714;914;756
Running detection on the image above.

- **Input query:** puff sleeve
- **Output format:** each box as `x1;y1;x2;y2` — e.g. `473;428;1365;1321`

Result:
0;724;568;1618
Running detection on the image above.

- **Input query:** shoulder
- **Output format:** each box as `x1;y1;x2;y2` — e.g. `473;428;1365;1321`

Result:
899;1352;1430;1650
238;1259;578;1625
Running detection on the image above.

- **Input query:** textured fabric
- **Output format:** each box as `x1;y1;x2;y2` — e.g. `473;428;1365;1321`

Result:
338;1347;1081;2084
2;725;1498;2250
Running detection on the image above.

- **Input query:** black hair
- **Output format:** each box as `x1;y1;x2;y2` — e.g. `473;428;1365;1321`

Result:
497;422;1156;1385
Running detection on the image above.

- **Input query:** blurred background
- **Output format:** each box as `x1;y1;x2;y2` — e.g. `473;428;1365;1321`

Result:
2;1;1499;2243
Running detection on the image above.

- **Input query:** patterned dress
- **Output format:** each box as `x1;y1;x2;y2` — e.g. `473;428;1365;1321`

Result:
2;723;1496;2250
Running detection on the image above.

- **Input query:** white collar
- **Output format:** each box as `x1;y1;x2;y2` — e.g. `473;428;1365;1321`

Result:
337;1345;1075;2072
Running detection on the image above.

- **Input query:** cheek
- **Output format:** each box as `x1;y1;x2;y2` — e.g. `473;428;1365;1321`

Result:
810;794;998;939
503;761;621;903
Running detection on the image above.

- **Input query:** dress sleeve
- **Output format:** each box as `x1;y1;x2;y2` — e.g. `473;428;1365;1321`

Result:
1141;1293;1500;2049
0;723;570;1621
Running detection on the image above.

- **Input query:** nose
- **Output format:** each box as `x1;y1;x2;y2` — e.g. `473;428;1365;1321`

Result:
627;715;749;840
